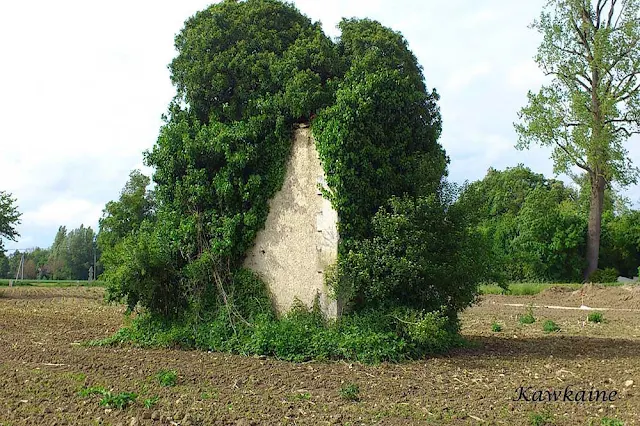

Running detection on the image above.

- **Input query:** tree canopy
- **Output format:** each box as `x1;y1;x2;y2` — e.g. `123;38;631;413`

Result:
0;191;21;253
99;0;483;338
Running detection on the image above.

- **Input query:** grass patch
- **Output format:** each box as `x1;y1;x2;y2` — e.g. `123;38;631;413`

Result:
339;383;360;401
529;410;554;426
519;306;536;324
78;386;107;397
491;321;503;332
143;396;160;409
1;279;105;288
156;369;178;387
479;282;624;296
542;320;560;333
598;418;624;426
588;311;605;323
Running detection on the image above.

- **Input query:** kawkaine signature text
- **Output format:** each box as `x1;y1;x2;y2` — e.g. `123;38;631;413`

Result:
513;386;617;402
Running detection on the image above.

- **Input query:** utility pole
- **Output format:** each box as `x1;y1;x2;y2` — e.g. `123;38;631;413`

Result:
14;252;24;281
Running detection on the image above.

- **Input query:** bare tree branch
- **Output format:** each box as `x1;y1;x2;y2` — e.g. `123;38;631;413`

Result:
607;0;618;27
555;137;592;173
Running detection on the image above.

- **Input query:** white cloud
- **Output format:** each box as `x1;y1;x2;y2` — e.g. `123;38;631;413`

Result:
444;63;492;94
21;199;103;231
506;60;547;92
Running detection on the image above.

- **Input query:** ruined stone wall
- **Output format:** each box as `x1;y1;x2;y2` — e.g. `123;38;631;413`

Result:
243;125;339;318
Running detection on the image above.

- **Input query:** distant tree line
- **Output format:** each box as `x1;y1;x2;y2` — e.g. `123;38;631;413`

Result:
0;224;98;281
461;165;640;283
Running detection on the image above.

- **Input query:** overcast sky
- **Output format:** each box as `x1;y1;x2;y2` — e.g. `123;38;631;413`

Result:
1;0;639;250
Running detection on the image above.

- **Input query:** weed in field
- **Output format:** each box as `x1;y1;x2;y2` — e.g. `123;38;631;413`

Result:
156;369;178;387
491;321;503;332
99;391;137;409
200;389;218;400
294;392;311;401
78;386;107;397
542;320;560;333
143;395;160;408
599;418;624;426
79;385;137;409
519;306;536;324
339;383;360;401
588;311;605;323
529;410;554;426
64;372;87;383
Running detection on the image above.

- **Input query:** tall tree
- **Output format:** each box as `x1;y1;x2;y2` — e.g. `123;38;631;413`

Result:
46;226;70;279
65;225;96;280
0;252;9;278
515;0;640;279
0;191;21;253
97;169;155;252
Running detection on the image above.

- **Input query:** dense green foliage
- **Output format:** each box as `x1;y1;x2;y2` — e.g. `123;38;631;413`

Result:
97;0;502;360
93;290;461;363
461;165;640;282
0;190;21;253
461;165;586;282
97;170;155;252
313;18;446;245
102;0;343;318
335;188;488;322
46;225;97;280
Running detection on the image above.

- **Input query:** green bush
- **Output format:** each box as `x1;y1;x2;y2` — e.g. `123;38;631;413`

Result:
588;312;605;323
335;188;489;322
542;320;560;333
519;307;536;324
589;268;619;283
491;322;503;332
98;0;487;363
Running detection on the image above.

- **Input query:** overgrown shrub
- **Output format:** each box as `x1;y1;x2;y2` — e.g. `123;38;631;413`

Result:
589;268;619;283
98;0;487;362
93;289;462;363
334;188;489;322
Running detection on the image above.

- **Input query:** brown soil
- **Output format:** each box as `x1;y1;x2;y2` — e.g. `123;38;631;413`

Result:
1;286;639;425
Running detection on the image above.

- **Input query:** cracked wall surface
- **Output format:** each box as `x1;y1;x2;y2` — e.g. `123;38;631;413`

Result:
243;125;339;318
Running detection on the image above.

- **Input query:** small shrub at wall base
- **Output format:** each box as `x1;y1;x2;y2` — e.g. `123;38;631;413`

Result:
491;321;502;332
91;300;463;364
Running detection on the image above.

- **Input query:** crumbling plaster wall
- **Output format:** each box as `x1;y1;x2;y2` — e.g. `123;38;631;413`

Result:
243;124;339;318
